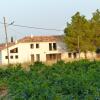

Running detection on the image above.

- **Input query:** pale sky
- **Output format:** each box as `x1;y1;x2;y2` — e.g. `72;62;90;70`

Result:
0;0;100;43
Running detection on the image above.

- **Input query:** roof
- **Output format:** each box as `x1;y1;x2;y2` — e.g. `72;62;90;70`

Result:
18;35;63;43
0;35;63;51
0;44;5;51
0;42;15;51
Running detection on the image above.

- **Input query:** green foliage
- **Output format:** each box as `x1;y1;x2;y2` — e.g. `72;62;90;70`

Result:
64;12;95;52
91;9;100;47
64;10;100;53
0;60;100;100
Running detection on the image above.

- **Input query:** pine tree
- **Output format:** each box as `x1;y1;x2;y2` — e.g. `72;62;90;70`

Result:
64;12;95;58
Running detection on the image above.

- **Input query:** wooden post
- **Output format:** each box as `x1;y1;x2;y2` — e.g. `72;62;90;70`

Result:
3;17;9;64
78;36;80;59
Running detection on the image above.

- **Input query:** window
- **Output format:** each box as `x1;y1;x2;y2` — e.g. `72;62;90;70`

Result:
30;44;34;49
46;54;61;61
10;48;18;53
5;56;8;59
36;44;39;48
52;54;56;59
15;55;18;59
31;54;34;62
49;43;52;50
47;54;56;60
49;54;52;60
68;53;72;58
53;43;57;50
10;56;13;59
73;53;77;58
49;43;57;51
36;54;40;61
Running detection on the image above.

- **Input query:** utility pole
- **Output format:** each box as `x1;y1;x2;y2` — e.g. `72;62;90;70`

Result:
3;17;9;64
78;36;80;59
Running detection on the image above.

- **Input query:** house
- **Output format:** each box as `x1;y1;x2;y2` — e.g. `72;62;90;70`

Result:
0;35;67;64
0;35;97;65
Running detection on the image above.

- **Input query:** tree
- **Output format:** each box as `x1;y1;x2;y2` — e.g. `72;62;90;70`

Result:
90;9;100;47
64;12;95;58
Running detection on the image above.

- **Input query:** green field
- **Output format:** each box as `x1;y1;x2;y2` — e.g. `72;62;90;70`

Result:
0;60;100;100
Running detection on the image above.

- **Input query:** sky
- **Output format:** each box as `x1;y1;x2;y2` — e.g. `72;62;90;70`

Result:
0;0;100;43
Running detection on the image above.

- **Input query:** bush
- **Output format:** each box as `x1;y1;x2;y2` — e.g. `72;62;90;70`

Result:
0;60;100;100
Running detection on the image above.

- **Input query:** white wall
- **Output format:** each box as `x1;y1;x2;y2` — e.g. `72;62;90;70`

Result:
1;41;97;65
1;41;67;64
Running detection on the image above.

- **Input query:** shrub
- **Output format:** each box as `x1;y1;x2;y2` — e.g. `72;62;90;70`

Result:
0;60;100;99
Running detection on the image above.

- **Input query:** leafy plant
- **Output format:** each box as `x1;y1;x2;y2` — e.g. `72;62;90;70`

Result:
0;60;100;100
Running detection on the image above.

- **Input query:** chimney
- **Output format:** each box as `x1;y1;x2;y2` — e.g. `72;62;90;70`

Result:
11;37;14;43
5;43;7;47
15;40;18;44
31;35;33;38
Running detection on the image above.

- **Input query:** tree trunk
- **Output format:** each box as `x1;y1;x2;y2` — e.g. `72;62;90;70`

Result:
91;52;96;62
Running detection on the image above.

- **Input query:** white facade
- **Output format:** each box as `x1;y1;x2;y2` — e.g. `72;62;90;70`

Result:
1;41;67;64
0;36;97;65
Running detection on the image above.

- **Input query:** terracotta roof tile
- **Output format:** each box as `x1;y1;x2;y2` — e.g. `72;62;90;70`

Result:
0;43;15;51
0;44;5;50
0;35;63;51
18;35;63;43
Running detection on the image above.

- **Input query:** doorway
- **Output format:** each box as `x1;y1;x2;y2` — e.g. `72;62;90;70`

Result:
31;54;34;62
46;53;61;61
36;54;40;62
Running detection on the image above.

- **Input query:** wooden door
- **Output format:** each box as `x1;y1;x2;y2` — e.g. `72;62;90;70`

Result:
31;54;34;62
57;53;61;61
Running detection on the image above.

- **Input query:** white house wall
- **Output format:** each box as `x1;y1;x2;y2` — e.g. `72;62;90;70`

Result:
1;41;97;65
80;52;96;59
1;41;67;64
